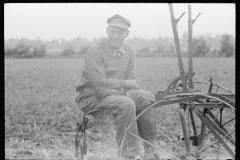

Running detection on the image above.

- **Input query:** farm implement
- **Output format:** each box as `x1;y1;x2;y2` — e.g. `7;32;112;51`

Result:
75;3;235;160
120;3;235;160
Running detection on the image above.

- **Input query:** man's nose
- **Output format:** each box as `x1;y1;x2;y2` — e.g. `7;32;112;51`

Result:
113;32;119;38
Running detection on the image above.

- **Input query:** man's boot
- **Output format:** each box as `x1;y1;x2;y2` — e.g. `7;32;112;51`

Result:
142;141;160;160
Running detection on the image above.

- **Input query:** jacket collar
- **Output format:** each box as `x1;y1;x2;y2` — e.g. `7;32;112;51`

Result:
104;39;126;56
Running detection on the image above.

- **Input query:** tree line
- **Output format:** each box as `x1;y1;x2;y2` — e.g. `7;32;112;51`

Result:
4;33;235;58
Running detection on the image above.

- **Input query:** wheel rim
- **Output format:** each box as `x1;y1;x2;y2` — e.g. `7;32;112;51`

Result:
123;83;235;160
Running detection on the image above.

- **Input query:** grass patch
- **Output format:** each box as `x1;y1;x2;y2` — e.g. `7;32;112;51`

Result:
5;57;235;159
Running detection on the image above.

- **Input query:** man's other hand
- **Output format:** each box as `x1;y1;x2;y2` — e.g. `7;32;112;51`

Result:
126;80;138;89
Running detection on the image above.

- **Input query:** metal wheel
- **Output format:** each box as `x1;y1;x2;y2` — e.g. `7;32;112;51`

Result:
125;82;235;159
188;81;235;159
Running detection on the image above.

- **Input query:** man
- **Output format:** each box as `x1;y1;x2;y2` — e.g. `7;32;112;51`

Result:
76;14;159;160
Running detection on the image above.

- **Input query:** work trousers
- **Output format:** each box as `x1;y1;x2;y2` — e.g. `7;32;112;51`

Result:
81;89;157;158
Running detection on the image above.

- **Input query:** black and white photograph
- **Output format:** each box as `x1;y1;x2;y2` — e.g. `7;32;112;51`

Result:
5;3;235;160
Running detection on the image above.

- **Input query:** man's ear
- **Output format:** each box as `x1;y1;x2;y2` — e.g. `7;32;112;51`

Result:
106;27;109;35
125;30;129;38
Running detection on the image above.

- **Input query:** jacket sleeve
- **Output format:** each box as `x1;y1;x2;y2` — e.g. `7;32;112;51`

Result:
126;49;137;80
86;44;126;89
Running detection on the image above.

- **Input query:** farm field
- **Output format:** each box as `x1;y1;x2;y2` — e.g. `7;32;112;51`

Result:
5;57;235;159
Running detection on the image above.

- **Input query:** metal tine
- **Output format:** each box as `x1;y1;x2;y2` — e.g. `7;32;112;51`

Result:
176;12;186;24
192;13;201;24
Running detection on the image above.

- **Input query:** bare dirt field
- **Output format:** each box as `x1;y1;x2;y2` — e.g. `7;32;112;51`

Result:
5;57;235;160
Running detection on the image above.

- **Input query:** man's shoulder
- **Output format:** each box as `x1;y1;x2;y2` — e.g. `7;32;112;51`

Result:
123;43;137;56
87;39;108;54
85;41;106;58
87;43;101;53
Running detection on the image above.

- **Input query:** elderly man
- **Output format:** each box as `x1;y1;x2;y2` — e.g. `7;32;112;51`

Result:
76;14;159;160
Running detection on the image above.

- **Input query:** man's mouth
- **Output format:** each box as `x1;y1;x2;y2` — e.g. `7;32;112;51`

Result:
111;40;119;44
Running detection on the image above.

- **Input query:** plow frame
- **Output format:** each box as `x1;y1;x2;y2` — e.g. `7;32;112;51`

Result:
121;3;235;160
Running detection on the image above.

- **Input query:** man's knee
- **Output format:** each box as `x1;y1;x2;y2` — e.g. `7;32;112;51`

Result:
135;90;156;118
138;90;155;101
121;96;136;112
113;96;136;123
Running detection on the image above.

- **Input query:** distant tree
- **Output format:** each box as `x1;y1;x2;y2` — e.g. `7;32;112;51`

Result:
204;33;213;47
192;36;210;57
60;37;67;47
212;34;221;49
139;47;149;53
165;45;175;54
181;32;188;48
61;47;76;57
219;34;235;57
5;47;18;58
32;45;47;58
5;43;46;58
156;43;165;53
16;43;31;58
50;39;60;48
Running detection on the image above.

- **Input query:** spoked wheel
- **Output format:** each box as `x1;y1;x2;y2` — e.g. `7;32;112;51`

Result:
153;103;195;160
142;96;235;159
127;81;235;160
188;81;235;159
125;103;192;160
190;100;235;159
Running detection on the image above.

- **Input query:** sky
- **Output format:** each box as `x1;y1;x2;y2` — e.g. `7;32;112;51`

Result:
4;3;235;41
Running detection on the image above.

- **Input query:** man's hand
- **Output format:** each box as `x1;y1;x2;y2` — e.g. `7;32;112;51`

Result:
126;80;138;89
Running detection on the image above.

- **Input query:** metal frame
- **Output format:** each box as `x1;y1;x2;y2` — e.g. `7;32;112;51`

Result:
121;3;235;159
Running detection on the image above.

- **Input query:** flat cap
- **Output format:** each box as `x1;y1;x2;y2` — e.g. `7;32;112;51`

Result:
107;14;131;30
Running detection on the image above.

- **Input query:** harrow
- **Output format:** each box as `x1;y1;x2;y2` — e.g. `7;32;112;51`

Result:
75;3;235;160
121;3;235;160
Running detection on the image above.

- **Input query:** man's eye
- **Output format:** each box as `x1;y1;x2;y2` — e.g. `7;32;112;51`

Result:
110;31;116;34
109;30;125;37
118;32;124;36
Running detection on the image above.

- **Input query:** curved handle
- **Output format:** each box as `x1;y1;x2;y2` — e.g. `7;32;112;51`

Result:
193;13;201;24
169;3;186;25
177;12;186;24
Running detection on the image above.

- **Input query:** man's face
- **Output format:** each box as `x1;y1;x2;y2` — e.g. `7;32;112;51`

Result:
107;26;129;49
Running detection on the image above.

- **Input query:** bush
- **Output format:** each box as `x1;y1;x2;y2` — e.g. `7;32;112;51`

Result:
24;45;46;58
5;47;18;58
139;47;149;53
156;44;165;53
16;43;31;58
5;43;46;58
165;45;175;54
192;37;210;57
61;47;76;57
33;45;46;58
219;34;235;57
